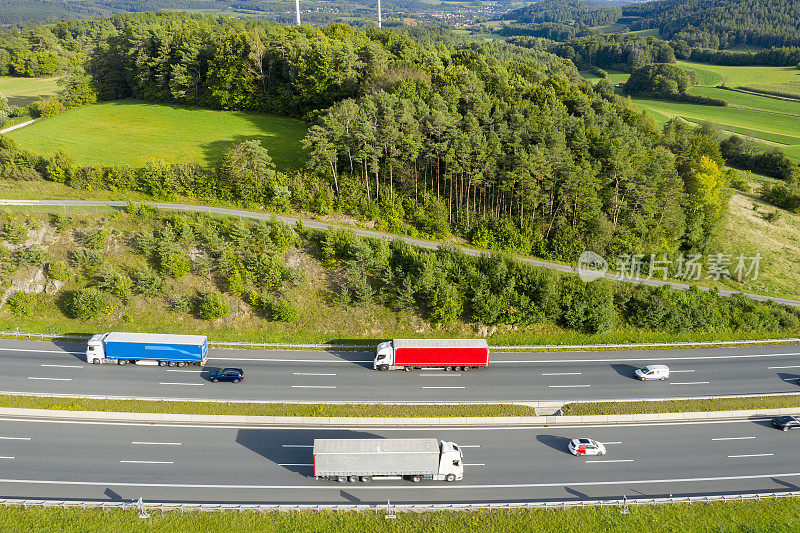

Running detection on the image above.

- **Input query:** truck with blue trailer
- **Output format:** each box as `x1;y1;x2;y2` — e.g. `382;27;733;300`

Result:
86;332;208;367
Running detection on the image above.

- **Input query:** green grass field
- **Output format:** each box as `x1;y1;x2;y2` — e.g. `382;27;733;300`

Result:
0;76;60;107
8;99;308;170
675;61;800;88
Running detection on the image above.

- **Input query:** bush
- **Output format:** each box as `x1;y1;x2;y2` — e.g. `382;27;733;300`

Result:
6;291;37;317
13;246;51;266
80;228;108;249
159;250;191;278
197;292;230;320
133;266;166;296
169;294;192;313
65;289;106;319
0;218;27;244
271;297;299;322
46;260;71;281
68;249;103;269
98;269;133;298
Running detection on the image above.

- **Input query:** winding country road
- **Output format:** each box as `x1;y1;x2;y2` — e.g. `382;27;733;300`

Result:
2;198;797;307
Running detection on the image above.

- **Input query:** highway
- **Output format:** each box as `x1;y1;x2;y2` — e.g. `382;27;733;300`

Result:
2;339;800;403
0;416;798;503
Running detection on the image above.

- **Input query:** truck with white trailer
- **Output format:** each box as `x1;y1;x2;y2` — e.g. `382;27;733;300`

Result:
374;338;489;371
86;332;208;367
313;438;464;483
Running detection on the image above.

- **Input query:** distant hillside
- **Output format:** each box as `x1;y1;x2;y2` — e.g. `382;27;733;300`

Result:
501;0;622;26
624;0;800;49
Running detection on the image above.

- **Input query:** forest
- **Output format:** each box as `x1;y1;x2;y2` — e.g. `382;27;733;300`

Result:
0;13;737;268
499;0;622;27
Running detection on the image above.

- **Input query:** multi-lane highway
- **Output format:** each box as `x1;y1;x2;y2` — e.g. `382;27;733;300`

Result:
1;339;800;403
0;416;797;503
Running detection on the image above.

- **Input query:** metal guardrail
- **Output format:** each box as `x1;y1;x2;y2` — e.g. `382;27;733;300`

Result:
0;330;798;351
0;491;797;513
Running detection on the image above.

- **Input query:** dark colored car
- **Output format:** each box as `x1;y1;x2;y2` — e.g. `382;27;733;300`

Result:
772;416;800;431
209;368;244;383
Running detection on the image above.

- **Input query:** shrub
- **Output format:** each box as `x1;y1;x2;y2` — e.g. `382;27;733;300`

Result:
65;289;106;319
159;250;191;278
46;260;71;281
169;294;192;313
49;214;73;233
271;297;299;322
6;291;37;317
133;266;166;296
68;249;103;269
98;269;133;298
1;218;27;244
13;246;51;266
80;228;109;250
197;292;230;320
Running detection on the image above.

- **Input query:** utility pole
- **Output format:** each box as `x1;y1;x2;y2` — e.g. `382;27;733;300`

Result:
377;0;382;28
295;0;301;25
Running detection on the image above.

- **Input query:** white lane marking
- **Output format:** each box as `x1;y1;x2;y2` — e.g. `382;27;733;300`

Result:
209;358;372;363
0;457;14;460
166;370;204;373
712;437;757;441
27;377;71;381
421;386;466;389
728;453;774;458
0;348;84;355
282;445;313;448
40;364;82;368
541;372;582;376
669;381;709;385
131;442;182;446
459;445;481;448
278;463;313;467
768;365;800;369
463;463;486;466
292;373;336;376
0;437;30;441
6;470;800;490
585;459;634;463
669;370;695;373
158;382;204;386
493;352;800;364
548;385;591;388
119;460;174;464
602;441;623;445
420;374;461;377
290;385;336;389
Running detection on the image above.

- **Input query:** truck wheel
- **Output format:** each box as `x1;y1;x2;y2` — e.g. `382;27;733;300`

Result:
348;475;358;483
177;361;186;368
463;366;470;371
337;476;347;483
445;474;456;482
158;361;165;367
169;361;176;367
445;366;452;372
410;475;422;483
92;359;100;365
360;476;372;483
118;360;127;365
404;366;412;372
378;365;388;371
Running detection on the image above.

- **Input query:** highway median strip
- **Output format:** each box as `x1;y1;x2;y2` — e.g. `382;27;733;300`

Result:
560;394;800;416
0;395;538;418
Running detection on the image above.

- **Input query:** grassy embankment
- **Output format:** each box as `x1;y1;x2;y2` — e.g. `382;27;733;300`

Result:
0;76;60;107
0;207;797;347
2;500;800;531
6;99;308;170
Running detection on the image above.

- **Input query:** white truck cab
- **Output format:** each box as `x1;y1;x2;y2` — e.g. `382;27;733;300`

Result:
374;341;394;370
86;333;108;364
437;440;464;481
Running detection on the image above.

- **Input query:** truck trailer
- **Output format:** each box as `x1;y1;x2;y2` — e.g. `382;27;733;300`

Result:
374;338;490;371
313;438;464;483
86;332;208;366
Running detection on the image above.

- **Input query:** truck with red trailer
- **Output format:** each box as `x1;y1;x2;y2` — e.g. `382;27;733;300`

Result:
373;339;490;371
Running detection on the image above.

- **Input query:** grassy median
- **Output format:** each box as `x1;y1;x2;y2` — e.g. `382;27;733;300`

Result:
3;499;800;532
0;394;536;417
561;394;800;416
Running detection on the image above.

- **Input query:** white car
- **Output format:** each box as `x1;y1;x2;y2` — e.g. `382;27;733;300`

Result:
568;438;606;456
634;364;669;381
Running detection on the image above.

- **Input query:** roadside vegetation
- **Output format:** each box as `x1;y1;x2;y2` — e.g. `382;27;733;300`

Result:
561;394;800;416
2;499;800;532
1;207;799;345
0;394;537;417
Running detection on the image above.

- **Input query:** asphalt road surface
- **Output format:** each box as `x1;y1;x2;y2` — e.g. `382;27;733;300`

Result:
0;416;797;504
2;339;800;403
